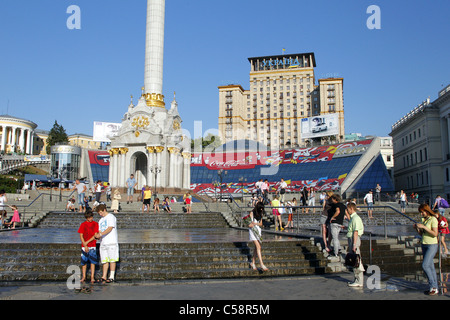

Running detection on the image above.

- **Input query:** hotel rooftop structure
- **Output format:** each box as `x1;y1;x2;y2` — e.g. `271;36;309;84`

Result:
218;52;345;149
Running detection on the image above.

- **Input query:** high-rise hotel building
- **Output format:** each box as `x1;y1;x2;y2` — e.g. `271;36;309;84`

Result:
218;53;344;149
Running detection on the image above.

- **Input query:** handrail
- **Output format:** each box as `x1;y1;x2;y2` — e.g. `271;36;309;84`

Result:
13;190;76;212
234;203;419;239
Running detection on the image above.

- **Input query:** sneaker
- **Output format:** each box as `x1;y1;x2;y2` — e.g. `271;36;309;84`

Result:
348;281;363;287
425;288;439;296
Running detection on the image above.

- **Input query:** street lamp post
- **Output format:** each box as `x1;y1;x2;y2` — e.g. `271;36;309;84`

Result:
150;165;161;196
217;169;227;202
47;175;53;202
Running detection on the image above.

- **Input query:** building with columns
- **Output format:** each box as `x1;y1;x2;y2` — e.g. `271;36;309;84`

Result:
108;0;190;191
0;115;37;155
390;84;450;203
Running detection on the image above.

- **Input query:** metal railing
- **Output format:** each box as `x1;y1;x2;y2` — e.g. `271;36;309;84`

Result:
1;190;76;229
229;203;418;238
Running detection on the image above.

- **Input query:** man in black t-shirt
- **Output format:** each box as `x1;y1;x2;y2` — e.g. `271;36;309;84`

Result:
327;194;347;257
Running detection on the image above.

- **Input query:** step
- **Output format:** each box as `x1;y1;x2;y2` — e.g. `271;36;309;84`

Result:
0;241;331;281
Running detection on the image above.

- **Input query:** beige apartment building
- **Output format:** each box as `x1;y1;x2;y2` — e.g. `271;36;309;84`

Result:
218;53;344;149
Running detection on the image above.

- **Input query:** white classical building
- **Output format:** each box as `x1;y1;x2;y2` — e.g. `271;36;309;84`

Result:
108;0;191;191
0;115;37;154
390;84;450;202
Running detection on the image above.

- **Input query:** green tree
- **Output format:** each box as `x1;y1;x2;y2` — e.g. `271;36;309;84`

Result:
46;121;69;154
191;133;222;151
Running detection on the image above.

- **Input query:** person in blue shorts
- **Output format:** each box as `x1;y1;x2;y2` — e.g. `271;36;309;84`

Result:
126;174;137;204
77;209;99;284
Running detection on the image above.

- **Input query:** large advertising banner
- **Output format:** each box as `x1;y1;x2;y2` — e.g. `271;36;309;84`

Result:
189;139;373;194
301;113;339;139
191;139;373;169
88;150;110;182
93;121;122;142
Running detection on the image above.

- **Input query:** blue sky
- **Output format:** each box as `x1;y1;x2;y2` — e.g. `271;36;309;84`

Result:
0;0;449;140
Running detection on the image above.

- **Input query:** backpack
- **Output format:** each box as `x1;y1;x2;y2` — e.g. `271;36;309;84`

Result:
440;199;450;208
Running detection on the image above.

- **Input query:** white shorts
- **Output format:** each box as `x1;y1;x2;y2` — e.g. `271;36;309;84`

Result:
100;243;119;264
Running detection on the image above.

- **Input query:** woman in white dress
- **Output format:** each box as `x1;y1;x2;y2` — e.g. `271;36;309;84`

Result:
249;202;269;272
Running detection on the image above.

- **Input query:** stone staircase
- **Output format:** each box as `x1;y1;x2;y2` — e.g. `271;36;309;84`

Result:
0;205;333;282
358;237;450;277
0;240;331;282
37;212;230;229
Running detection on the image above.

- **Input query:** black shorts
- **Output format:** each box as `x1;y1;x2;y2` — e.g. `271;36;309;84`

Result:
143;198;151;205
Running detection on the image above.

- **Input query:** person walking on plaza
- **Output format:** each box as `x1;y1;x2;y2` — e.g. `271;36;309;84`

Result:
248;202;269;272
363;190;374;219
284;199;294;229
321;191;334;253
77;209;99;284
72;179;87;213
432;210;449;257
183;192;192;213
142;186;152;213
301;187;308;213
126;174;137;204
432;195;448;217
0;190;7;228
414;204;439;295
400;190;408;213
94;180;103;204
4;205;21;229
255;179;263;198
308;187;316;213
375;183;381;203
261;179;270;205
346;202;365;287
95;204;119;283
105;183;112;202
328;194;346;258
278;178;287;203
111;189;121;213
271;195;284;231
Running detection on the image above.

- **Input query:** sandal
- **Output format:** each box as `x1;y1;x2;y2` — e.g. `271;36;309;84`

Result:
75;287;92;294
249;263;257;270
261;265;269;272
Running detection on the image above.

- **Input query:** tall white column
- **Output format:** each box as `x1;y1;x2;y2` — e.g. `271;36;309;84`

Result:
144;0;165;95
1;126;6;153
19;128;25;153
26;130;32;154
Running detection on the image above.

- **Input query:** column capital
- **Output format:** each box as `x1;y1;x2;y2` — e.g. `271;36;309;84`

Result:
154;146;165;153
168;147;180;154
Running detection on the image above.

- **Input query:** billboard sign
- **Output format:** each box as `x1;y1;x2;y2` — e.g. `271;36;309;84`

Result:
93;121;122;142
301;114;339;139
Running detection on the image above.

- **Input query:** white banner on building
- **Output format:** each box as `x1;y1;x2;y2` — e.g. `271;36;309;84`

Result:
301;114;339;139
93;121;122;142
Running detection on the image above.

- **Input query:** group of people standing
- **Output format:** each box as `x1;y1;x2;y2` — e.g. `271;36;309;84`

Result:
319;192;365;286
254;178;316;211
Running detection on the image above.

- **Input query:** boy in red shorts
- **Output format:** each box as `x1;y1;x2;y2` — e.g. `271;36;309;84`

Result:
77;209;99;284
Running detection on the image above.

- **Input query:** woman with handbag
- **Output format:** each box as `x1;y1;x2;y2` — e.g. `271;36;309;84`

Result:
414;204;439;296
